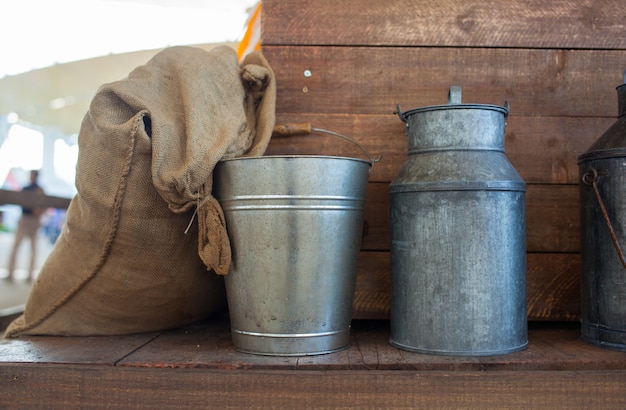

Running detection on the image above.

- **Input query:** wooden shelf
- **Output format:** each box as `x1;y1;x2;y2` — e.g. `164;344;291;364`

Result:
1;319;625;408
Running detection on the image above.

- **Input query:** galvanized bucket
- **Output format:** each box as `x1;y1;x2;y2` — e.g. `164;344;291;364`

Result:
578;72;626;352
214;140;371;355
389;86;528;356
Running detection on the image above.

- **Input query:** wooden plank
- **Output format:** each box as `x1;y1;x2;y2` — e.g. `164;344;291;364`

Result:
2;322;626;408
525;184;580;253
352;251;580;321
354;251;391;320
0;189;72;209
525;253;580;321
505;116;611;185
0;332;160;365
2;365;625;409
360;182;389;251
118;319;303;370
3;321;624;371
113;321;624;371
263;46;624;118
270;113;612;185
359;183;579;253
263;0;626;50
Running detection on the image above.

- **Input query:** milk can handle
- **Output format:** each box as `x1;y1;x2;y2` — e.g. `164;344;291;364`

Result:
395;87;462;122
582;168;626;270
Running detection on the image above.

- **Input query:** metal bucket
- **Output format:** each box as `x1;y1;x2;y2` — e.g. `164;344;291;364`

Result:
214;154;370;356
578;72;626;352
389;86;528;356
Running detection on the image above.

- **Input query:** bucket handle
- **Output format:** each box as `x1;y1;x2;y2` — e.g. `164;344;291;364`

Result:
272;123;381;165
582;167;626;270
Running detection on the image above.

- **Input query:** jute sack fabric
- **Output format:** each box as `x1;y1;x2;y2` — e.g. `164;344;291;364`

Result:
5;45;276;337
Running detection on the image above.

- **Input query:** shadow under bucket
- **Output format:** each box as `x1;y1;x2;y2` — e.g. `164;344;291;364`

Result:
214;155;371;356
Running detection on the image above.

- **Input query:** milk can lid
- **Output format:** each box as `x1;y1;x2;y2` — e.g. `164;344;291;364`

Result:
578;72;626;163
396;86;509;122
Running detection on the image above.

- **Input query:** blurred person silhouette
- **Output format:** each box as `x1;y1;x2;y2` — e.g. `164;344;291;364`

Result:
7;170;45;282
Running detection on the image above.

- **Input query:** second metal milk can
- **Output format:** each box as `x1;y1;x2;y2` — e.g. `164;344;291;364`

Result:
578;72;626;352
389;86;528;356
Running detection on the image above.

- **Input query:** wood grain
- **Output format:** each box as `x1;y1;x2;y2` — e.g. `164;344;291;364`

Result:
526;253;580;321
270;113;613;184
264;46;625;118
2;322;619;370
2;321;625;408
263;0;626;50
2;366;625;409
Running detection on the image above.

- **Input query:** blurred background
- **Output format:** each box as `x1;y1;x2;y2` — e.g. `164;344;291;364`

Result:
0;0;259;286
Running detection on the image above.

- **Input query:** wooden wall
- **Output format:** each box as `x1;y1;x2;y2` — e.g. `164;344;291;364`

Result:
260;0;626;321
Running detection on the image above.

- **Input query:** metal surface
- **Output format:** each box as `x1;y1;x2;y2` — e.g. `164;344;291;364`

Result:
389;86;528;356
214;155;370;356
578;72;626;352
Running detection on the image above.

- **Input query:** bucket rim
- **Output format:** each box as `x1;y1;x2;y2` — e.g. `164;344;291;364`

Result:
218;154;373;166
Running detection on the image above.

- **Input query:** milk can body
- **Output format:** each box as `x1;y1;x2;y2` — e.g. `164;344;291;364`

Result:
578;76;626;352
389;87;528;356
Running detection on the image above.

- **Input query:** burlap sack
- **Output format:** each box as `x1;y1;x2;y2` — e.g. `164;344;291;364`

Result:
5;45;276;337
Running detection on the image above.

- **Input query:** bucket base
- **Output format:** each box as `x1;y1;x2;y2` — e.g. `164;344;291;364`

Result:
231;328;350;356
388;339;528;357
581;322;626;352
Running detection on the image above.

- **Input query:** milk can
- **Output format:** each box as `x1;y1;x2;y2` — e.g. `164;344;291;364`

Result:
578;72;626;352
389;86;528;356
